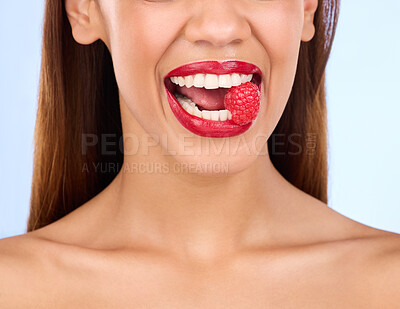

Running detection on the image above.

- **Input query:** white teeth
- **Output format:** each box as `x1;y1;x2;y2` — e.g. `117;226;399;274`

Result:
171;73;254;89
218;74;232;88
231;73;242;86
202;110;211;120
204;74;219;89
193;74;206;87
219;110;228;121
185;75;194;88
175;95;233;122
193;106;202;118
182;101;191;111
241;73;253;83
210;111;220;121
178;76;185;87
186;105;194;115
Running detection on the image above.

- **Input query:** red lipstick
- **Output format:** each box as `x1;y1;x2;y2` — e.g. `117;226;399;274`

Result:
165;60;263;81
164;60;262;138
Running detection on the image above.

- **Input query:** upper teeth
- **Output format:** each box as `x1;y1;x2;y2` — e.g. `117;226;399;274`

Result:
170;73;253;89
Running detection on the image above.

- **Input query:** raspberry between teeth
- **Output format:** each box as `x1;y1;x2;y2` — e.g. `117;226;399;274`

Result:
224;82;261;126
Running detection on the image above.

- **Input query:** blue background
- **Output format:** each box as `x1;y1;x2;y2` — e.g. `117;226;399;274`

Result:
0;1;399;238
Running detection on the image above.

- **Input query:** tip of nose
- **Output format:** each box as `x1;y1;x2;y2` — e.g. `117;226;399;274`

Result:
193;38;243;48
183;8;251;48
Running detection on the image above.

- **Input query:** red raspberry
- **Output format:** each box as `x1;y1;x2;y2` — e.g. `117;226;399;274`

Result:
224;82;261;125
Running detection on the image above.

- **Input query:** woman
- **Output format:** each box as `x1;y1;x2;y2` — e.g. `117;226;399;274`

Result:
1;0;399;307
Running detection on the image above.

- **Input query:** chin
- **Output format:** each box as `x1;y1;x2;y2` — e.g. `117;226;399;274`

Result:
156;131;265;177
170;153;259;177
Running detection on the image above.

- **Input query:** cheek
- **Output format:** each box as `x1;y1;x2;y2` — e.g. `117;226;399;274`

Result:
252;2;304;131
260;3;303;66
104;3;180;127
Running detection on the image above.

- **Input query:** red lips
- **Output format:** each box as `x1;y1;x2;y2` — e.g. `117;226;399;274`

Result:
164;60;262;138
165;60;263;81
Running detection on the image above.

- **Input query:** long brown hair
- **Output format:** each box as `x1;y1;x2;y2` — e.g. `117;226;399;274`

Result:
28;0;340;232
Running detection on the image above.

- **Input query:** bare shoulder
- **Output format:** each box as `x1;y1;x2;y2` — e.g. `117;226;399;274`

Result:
324;224;400;308
0;233;84;307
0;233;46;275
356;232;400;308
301;198;400;307
0;234;41;306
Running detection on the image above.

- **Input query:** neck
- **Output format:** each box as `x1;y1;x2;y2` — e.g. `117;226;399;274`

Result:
103;143;291;262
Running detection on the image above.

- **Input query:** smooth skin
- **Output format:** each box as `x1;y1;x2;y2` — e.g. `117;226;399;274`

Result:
1;0;400;307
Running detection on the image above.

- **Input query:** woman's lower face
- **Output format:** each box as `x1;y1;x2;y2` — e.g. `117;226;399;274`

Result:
98;0;309;175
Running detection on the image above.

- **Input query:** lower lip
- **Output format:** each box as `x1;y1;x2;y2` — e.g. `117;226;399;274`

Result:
164;85;252;138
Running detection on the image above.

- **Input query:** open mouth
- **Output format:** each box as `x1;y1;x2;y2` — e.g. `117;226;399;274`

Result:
164;60;262;138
